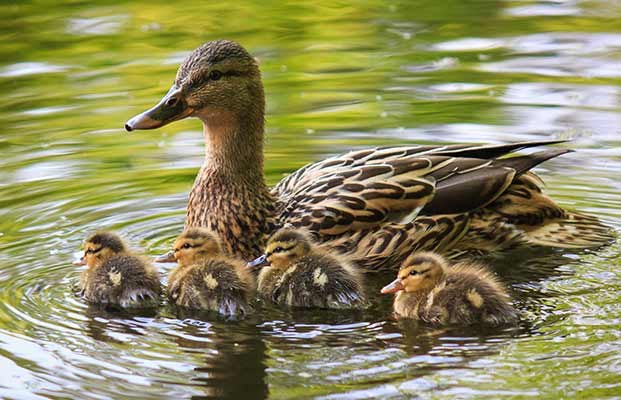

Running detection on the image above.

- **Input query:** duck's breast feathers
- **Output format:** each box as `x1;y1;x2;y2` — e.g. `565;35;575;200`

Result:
273;141;570;236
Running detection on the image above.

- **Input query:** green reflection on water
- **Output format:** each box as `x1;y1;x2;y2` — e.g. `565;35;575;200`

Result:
1;0;620;399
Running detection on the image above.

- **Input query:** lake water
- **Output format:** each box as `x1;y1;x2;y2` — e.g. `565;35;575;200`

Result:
1;1;620;399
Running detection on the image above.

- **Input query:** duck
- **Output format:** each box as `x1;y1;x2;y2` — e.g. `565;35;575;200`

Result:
381;251;519;326
155;227;255;316
125;39;613;271
73;231;161;307
248;226;365;309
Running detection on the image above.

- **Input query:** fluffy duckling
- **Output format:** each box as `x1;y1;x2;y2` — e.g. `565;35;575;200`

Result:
156;228;255;316
381;252;518;326
74;232;161;308
248;227;365;309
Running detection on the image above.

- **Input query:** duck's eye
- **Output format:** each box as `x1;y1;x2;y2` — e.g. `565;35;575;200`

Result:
409;270;419;276
85;249;93;254
209;70;222;81
182;243;191;249
274;246;284;253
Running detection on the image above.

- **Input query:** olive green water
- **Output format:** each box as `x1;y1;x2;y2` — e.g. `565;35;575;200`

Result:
1;1;621;399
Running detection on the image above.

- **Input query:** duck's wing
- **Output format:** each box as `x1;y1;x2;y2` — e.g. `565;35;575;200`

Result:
274;141;569;236
274;139;566;195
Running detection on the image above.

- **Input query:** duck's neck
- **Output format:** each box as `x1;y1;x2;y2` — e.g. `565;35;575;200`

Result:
185;108;275;260
202;108;265;179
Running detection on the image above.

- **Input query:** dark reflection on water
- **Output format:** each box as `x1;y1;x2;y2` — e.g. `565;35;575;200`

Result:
174;320;268;400
1;0;621;398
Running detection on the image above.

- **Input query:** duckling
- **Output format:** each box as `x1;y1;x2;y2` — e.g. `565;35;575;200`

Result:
248;227;364;309
73;231;161;308
381;252;518;326
155;228;255;316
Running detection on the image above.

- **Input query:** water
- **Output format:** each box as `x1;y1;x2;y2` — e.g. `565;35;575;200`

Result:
1;1;620;398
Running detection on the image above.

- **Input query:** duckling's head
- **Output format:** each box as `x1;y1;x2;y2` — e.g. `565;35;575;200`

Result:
248;228;313;270
125;40;263;131
74;232;127;269
381;252;446;294
157;228;222;267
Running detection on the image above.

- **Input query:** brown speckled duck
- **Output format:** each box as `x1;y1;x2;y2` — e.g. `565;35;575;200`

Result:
74;232;161;307
248;227;365;309
381;252;518;326
156;228;255;316
125;39;612;271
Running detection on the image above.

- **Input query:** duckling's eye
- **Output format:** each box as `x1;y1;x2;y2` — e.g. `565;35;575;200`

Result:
409;270;419;276
209;70;222;81
182;243;191;249
85;249;94;254
274;246;284;253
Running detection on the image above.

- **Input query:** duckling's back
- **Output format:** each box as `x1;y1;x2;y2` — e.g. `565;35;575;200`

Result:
168;258;254;316
427;264;518;326
271;254;364;309
83;255;161;307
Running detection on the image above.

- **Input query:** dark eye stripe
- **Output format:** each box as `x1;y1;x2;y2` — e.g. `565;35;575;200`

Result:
273;245;295;253
188;70;242;89
409;267;430;276
174;244;200;252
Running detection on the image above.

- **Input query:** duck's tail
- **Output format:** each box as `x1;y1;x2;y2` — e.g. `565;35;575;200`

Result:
521;210;614;248
473;172;615;249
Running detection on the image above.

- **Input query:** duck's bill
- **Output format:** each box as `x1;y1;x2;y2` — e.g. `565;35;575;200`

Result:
154;250;176;263
247;254;269;269
380;278;404;294
72;258;86;266
125;86;192;131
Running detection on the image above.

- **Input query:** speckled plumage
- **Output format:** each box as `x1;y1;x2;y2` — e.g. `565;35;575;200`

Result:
186;167;275;260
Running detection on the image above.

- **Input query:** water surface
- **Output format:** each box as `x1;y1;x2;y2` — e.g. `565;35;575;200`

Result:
1;1;620;399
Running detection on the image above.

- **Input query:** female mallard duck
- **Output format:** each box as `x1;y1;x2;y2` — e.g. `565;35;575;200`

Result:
155;227;255;316
125;40;612;270
381;252;518;326
248;227;364;309
73;231;161;307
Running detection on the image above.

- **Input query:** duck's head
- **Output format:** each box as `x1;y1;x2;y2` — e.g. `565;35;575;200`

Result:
248;228;312;270
155;227;222;267
73;232;126;269
125;40;263;132
380;252;446;294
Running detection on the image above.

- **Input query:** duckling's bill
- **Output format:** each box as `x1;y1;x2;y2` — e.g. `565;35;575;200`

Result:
381;278;404;294
72;257;86;266
247;254;269;269
154;250;176;263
